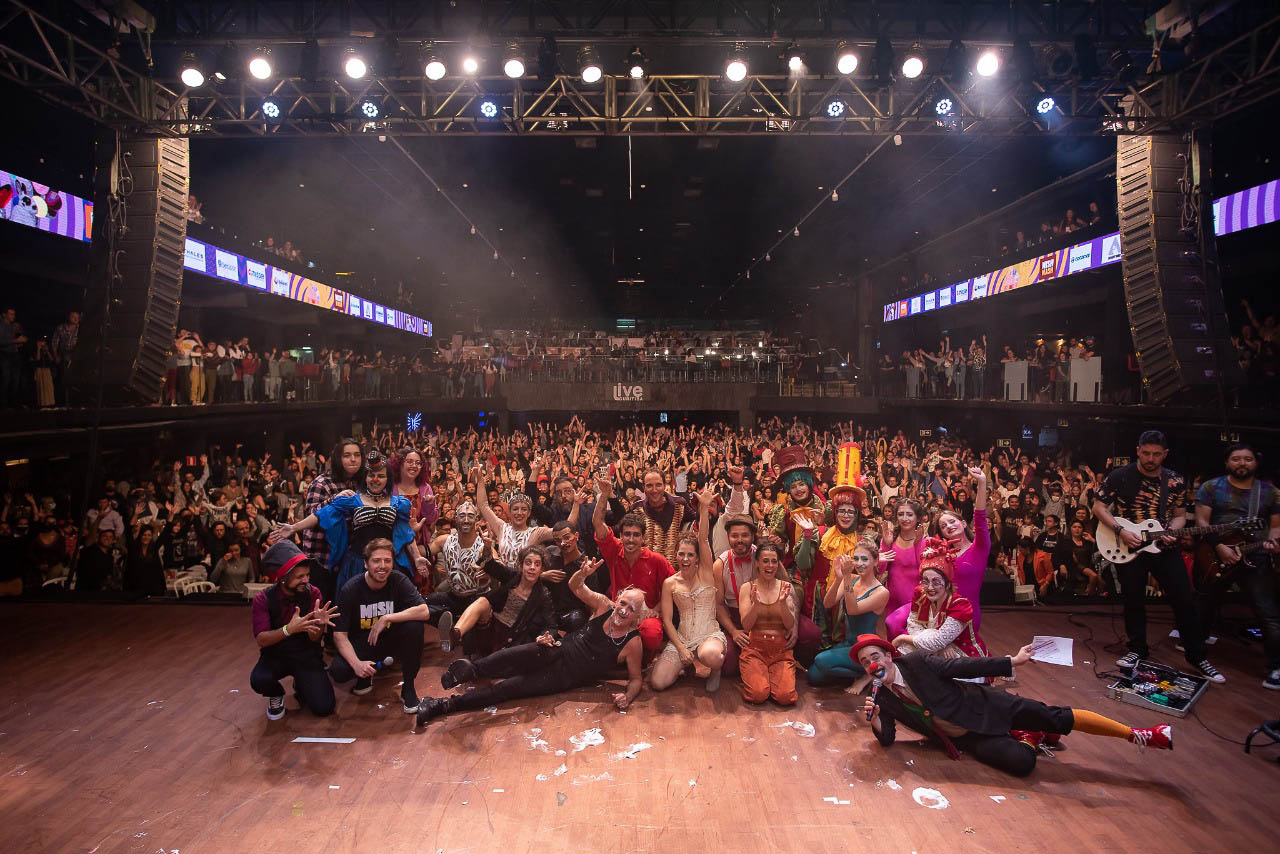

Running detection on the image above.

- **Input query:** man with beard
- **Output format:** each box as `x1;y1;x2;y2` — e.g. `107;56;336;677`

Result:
629;469;692;565
1093;430;1223;683
524;456;624;558
715;514;759;677
249;540;338;720
301;438;365;605
423;500;488;650
593;478;673;652
1194;443;1280;689
547;518;609;631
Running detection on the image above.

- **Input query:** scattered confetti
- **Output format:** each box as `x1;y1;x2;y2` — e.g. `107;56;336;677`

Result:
912;787;950;810
493;789;504;793
292;737;356;744
822;796;851;805
328;785;340;790
741;737;756;743
905;760;914;766
485;706;498;715
990;796;1006;803
570;728;605;753
886;779;902;791
228;689;239;693
614;742;652;760
964;827;975;834
554;749;566;756
790;755;798;762
572;772;614;786
536;764;569;781
688;779;697;787
525;730;550;752
773;720;816;737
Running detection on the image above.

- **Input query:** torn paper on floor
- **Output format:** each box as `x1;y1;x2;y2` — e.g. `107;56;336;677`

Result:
613;742;652;760
570;728;605;753
912;787;950;809
772;720;816;737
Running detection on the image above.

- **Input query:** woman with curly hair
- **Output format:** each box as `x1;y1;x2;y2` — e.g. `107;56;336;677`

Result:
891;537;990;664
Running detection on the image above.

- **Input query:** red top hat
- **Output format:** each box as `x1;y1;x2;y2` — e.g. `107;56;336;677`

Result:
773;445;813;480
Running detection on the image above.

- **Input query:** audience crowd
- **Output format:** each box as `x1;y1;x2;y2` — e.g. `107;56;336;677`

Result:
1;413;1242;607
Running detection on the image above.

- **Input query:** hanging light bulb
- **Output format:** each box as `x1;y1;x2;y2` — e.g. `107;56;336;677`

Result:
831;189;839;201
493;249;499;260
793;226;800;237
470;224;476;235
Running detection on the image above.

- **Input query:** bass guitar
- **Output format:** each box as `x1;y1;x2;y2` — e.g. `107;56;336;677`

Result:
1194;535;1275;587
1096;516;1264;565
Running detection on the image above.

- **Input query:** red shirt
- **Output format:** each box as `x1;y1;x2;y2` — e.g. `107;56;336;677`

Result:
595;529;674;608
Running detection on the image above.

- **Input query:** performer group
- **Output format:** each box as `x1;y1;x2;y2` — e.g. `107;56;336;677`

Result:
252;432;1280;778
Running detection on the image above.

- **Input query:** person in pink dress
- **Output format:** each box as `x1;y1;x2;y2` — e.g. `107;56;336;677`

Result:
885;466;989;637
880;498;927;638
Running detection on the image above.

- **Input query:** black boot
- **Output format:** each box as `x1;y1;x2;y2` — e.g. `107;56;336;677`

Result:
415;696;448;727
441;658;478;690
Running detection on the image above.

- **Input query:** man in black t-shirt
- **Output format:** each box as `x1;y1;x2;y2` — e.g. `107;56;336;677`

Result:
1092;431;1222;683
331;538;432;712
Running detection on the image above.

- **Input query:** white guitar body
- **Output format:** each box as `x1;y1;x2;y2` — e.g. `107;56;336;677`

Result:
1096;518;1168;564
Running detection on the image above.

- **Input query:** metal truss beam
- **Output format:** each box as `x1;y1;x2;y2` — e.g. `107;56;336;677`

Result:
148;0;1187;46
4;1;1278;139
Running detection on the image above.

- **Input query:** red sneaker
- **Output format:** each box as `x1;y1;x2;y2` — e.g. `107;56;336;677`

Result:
1129;724;1173;751
1010;729;1045;750
1042;732;1063;747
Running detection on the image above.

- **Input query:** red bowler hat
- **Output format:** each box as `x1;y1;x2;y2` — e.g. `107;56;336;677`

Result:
848;633;896;663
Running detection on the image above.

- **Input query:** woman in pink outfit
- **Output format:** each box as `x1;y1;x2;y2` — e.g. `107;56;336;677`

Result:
886;467;989;637
880;498;926;637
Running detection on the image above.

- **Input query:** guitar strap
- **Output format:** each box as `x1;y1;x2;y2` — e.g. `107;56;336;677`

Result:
1246;480;1261;543
1156;467;1169;524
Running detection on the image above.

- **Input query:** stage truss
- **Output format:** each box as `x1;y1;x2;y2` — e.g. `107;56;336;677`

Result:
1;1;1279;138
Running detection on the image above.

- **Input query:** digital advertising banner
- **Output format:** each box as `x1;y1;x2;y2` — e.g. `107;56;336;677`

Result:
0;169;93;242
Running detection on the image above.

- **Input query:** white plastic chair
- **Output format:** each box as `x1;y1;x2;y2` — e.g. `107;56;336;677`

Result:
178;580;218;596
41;577;68;589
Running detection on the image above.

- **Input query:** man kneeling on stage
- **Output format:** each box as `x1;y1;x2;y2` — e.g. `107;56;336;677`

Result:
250;541;339;720
852;634;1173;777
331;538;432;713
415;560;645;727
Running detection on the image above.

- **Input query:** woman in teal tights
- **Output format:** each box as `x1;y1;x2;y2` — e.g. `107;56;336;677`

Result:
806;539;889;692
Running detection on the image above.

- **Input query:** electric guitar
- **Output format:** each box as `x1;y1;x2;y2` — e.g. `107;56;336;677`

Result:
1194;535;1276;586
1095;516;1264;564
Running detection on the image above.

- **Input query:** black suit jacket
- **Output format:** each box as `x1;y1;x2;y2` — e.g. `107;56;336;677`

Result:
873;653;1017;744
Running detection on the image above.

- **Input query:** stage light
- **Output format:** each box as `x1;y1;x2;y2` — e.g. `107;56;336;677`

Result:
248;48;272;80
359;96;382;119
424;46;447;80
180;53;205;88
344;50;368;80
826;99;845;118
784;43;804;73
935;97;954;115
725;47;748;82
975;50;1000;77
1042;44;1073;80
503;42;526;78
578;46;602;83
1036;95;1056;114
835;41;858;75
261;97;282;120
902;44;925;79
627;47;647;79
461;52;480;75
480;100;499;118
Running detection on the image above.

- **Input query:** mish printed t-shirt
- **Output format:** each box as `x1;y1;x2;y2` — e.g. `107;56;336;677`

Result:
334;571;425;640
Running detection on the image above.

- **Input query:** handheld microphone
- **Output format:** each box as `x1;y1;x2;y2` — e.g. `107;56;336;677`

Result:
866;664;886;722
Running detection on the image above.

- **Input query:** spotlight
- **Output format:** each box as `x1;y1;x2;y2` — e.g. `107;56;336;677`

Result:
975;49;1000;77
902;44;925;79
461;52;480;76
180;52;205;88
344;49;368;80
835;41;859;75
503;42;525;79
261;97;282;120
359;96;382;119
935;97;954;115
1042;44;1073;80
424;45;447;80
626;46;648;79
784;43;804;73
1035;95;1056;114
248;48;272;80
214;43;237;82
578;46;602;83
826;99;845;118
725;46;748;82
480;100;499;119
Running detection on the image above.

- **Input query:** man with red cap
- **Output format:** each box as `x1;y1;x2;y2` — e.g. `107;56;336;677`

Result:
250;540;339;720
851;633;1174;778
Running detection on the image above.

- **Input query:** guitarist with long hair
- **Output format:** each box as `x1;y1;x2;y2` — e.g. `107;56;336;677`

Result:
1092;430;1224;684
1194;443;1280;690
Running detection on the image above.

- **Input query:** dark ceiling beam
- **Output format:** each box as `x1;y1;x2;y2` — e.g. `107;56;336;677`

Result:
147;0;1189;46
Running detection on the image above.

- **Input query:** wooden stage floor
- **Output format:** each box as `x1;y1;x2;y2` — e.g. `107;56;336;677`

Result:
1;602;1276;853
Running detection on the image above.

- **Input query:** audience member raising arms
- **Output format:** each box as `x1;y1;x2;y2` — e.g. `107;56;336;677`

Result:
471;464;555;567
